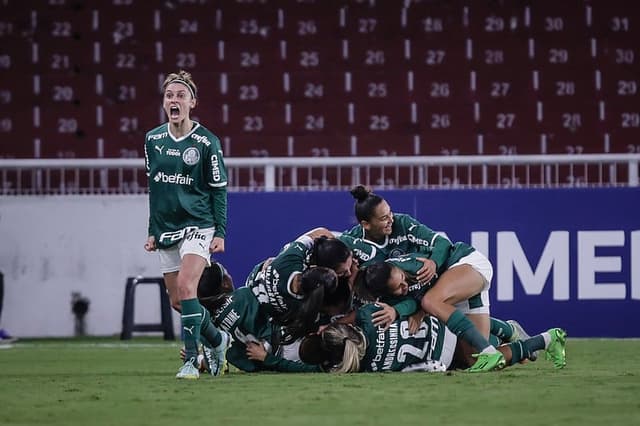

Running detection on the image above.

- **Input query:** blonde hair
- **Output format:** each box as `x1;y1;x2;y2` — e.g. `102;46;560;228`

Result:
322;324;367;373
161;70;197;99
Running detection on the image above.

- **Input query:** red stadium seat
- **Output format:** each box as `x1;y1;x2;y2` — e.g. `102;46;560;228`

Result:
408;68;471;104
289;134;353;157
285;100;350;136
222;135;292;158
415;101;476;155
348;100;417;135
354;133;419;157
217;71;287;103
220;102;287;136
283;71;344;102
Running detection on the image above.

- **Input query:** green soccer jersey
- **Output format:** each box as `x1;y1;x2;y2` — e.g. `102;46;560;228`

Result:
342;213;475;274
212;288;320;373
357;304;449;372
245;240;310;323
144;122;228;248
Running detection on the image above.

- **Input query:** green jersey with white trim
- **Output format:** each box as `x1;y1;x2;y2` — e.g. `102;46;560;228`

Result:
212;288;320;373
357;304;449;372
245;240;310;323
343;213;475;274
144;122;228;248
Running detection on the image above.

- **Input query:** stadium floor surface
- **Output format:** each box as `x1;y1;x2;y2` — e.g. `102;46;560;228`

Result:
1;338;638;426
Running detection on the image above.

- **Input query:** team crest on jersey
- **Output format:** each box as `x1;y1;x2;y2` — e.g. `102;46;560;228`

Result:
182;147;200;165
389;248;406;258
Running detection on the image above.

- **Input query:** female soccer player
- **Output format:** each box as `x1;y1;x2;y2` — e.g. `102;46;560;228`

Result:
299;303;567;373
341;185;504;372
245;228;355;341
143;70;229;379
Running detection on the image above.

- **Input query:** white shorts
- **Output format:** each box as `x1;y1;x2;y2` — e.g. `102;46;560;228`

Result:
449;250;493;315
158;227;214;273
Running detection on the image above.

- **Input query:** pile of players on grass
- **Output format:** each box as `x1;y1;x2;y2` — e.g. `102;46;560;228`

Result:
183;186;567;375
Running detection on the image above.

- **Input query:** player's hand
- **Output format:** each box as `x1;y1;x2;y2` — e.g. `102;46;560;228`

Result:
371;302;397;331
210;236;225;253
246;341;268;362
144;236;156;252
408;310;427;335
416;257;437;283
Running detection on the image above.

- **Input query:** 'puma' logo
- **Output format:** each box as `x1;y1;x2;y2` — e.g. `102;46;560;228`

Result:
155;145;164;154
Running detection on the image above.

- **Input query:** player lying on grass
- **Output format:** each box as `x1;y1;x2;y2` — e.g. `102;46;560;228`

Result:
298;302;567;373
183;261;355;373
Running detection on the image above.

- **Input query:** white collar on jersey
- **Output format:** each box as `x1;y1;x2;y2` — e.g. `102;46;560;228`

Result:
166;121;201;142
360;228;389;249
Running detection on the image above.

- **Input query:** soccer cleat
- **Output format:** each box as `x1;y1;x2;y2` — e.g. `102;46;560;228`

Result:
210;330;231;377
545;328;567;369
201;342;215;375
507;320;538;361
176;357;200;379
467;351;506;373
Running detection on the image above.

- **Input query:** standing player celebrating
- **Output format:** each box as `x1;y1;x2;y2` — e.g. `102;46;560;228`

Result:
144;70;230;379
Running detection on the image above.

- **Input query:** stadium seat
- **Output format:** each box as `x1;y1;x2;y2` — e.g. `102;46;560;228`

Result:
408;68;471;104
285;100;351;136
588;0;640;41
401;1;469;39
346;70;411;103
279;37;344;71
337;0;404;40
341;38;406;70
278;0;340;38
222;135;292;158
415;101;476;155
213;39;282;72
348;100;417;135
528;0;590;41
354;133;419;157
221;102;287;136
91;1;159;43
217;71;287;103
283;71;344;101
30;71;96;104
289;134;353;157
35;102;100;158
96;70;162;106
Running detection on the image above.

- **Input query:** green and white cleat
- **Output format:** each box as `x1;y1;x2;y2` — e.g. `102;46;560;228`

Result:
467;352;506;373
545;328;567;369
211;331;231;377
507;319;538;361
176;357;200;379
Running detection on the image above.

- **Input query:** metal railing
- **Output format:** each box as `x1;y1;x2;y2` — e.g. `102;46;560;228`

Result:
0;154;639;195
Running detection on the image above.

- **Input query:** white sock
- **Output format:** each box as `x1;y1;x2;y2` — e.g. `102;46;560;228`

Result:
541;332;551;349
480;345;498;355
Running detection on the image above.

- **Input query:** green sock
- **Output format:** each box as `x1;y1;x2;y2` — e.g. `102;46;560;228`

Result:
446;310;492;353
523;334;546;354
489;334;501;347
506;341;526;365
200;306;222;348
490;317;514;341
507;335;545;365
180;298;202;364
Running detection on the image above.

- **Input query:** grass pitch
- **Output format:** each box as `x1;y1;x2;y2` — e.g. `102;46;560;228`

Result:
1;338;638;426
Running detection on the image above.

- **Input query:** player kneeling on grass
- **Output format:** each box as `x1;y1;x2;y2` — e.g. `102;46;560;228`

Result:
298;303;567;373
